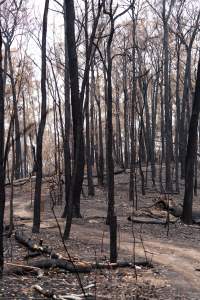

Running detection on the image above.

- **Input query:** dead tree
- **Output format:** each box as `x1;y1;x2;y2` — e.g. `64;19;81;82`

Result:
85;0;95;196
0;24;5;276
32;0;49;233
63;0;105;239
182;55;200;224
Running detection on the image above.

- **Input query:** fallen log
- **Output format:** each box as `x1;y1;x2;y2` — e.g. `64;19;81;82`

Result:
90;260;152;269
15;231;152;274
15;231;61;259
154;198;183;217
83;168;125;180
5;263;43;277
31;259;91;273
33;285;94;300
33;284;64;300
31;258;152;272
127;216;177;225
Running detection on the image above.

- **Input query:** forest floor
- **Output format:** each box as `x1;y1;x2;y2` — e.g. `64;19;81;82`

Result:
1;170;200;299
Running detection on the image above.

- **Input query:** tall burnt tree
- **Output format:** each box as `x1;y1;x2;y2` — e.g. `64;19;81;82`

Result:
61;0;72;218
162;0;174;193
32;0;49;233
104;0;132;263
104;0;117;263
85;0;95;196
182;56;200;225
64;0;105;239
129;1;137;205
0;23;5;276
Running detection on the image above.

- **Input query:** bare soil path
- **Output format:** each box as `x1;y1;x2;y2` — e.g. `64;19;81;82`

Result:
3;172;200;299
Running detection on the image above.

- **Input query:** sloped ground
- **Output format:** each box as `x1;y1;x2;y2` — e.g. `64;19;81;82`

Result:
2;171;200;299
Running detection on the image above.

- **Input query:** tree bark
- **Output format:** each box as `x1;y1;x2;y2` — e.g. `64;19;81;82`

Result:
32;0;49;233
182;56;200;224
0;25;5;275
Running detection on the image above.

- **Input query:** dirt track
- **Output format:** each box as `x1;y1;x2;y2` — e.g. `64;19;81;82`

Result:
4;172;200;299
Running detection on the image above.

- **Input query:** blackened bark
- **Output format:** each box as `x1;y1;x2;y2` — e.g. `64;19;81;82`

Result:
63;0;84;239
22;92;28;177
8;47;22;179
62;0;72;217
85;0;94;196
0;26;5;275
182;56;200;225
175;38;181;193
106;19;117;263
64;0;104;238
163;18;173;192
123;50;130;169
32;0;49;233
129;4;136;206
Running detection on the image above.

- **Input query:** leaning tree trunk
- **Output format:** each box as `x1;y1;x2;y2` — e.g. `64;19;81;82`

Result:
182;56;200;225
32;0;49;233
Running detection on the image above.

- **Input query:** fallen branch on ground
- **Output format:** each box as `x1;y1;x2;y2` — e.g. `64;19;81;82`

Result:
31;259;152;273
33;285;95;300
127;216;177;225
5;262;43;277
31;259;91;273
15;230;62;259
15;231;152;274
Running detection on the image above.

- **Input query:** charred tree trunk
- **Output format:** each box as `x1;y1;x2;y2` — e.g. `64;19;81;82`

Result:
182;56;200;225
106;15;117;263
64;0;104;238
0;26;5;275
129;4;136;206
8;47;22;179
62;1;72;217
123;50;130;169
32;0;49;233
85;0;94;196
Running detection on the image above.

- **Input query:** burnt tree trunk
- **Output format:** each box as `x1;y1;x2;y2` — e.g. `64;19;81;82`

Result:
8;47;23;179
85;0;94;196
0;26;5;275
32;0;49;233
182;56;200;225
62;0;72;217
64;0;104;238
